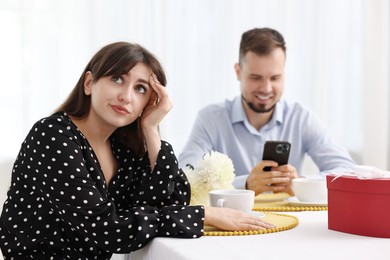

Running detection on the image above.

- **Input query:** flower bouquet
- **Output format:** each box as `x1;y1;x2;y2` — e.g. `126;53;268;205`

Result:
184;151;235;205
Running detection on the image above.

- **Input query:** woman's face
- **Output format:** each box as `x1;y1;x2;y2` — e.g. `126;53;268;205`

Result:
84;62;153;130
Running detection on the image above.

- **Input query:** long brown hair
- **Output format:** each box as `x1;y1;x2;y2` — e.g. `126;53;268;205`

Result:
56;42;167;156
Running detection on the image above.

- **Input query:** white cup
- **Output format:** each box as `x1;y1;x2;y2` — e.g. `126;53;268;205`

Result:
209;189;255;212
291;178;327;202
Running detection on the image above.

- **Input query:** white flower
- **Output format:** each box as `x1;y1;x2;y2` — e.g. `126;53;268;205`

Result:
184;151;235;205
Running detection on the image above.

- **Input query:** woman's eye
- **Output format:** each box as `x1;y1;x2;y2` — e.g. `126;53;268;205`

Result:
136;85;147;94
112;76;123;84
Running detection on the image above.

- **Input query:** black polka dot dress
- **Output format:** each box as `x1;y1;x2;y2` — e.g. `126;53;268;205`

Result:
0;112;204;259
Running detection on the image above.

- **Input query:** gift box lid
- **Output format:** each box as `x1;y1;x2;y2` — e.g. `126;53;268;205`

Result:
326;174;390;195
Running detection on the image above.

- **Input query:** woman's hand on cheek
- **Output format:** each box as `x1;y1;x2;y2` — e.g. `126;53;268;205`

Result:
140;74;172;130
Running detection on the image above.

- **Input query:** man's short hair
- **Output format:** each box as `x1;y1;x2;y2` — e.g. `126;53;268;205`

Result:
239;28;286;64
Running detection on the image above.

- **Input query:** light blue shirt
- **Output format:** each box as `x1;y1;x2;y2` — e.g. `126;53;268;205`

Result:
179;96;355;189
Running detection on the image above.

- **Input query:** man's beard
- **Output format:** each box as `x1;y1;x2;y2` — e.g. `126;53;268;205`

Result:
241;94;276;113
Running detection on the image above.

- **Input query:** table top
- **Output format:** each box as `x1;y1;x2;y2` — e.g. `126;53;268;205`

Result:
120;210;389;260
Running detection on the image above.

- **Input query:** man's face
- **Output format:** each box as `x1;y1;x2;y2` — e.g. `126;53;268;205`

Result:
235;49;285;114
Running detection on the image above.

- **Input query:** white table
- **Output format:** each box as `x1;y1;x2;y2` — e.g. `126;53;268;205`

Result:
113;211;389;260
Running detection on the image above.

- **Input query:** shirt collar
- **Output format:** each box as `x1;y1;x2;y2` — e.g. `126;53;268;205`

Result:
231;96;246;124
268;100;284;126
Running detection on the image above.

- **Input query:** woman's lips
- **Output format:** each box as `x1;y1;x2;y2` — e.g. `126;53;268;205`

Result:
111;105;130;115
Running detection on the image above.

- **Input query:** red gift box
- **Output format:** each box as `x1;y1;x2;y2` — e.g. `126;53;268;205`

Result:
327;174;390;238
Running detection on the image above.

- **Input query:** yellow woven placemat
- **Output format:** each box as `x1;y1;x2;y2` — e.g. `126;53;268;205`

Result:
254;193;328;211
253;203;327;212
203;212;298;236
255;192;291;202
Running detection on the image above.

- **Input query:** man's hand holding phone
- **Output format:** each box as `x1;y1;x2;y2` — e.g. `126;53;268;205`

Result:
245;141;298;195
246;162;296;195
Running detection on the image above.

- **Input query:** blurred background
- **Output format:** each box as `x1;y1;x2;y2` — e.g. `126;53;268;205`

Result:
0;0;389;206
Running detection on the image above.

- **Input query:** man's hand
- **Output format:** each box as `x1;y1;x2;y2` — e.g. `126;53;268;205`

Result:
246;160;298;195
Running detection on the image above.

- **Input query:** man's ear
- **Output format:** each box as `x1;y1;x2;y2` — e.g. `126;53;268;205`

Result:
234;63;241;81
84;71;93;95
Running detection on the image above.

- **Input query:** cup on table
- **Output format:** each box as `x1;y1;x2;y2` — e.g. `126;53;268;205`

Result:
209;189;255;213
291;178;327;202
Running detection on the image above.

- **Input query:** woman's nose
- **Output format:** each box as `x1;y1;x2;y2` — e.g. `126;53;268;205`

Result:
119;87;133;103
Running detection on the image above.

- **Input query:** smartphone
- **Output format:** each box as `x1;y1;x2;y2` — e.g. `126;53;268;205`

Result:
262;141;291;171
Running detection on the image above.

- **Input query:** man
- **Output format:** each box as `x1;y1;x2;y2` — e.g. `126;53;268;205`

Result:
179;28;355;195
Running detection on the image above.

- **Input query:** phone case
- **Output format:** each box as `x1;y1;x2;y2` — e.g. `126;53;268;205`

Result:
262;141;291;171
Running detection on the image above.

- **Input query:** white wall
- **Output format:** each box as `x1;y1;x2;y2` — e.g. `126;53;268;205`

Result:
361;1;390;168
0;159;13;213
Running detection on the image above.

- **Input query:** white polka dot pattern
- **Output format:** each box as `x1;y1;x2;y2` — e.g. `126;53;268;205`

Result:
0;112;204;259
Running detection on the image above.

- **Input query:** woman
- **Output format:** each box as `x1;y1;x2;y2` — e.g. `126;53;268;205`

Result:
0;42;273;259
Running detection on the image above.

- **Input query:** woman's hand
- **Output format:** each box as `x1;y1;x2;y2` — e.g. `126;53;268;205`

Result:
140;73;172;130
204;206;275;231
140;73;173;170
